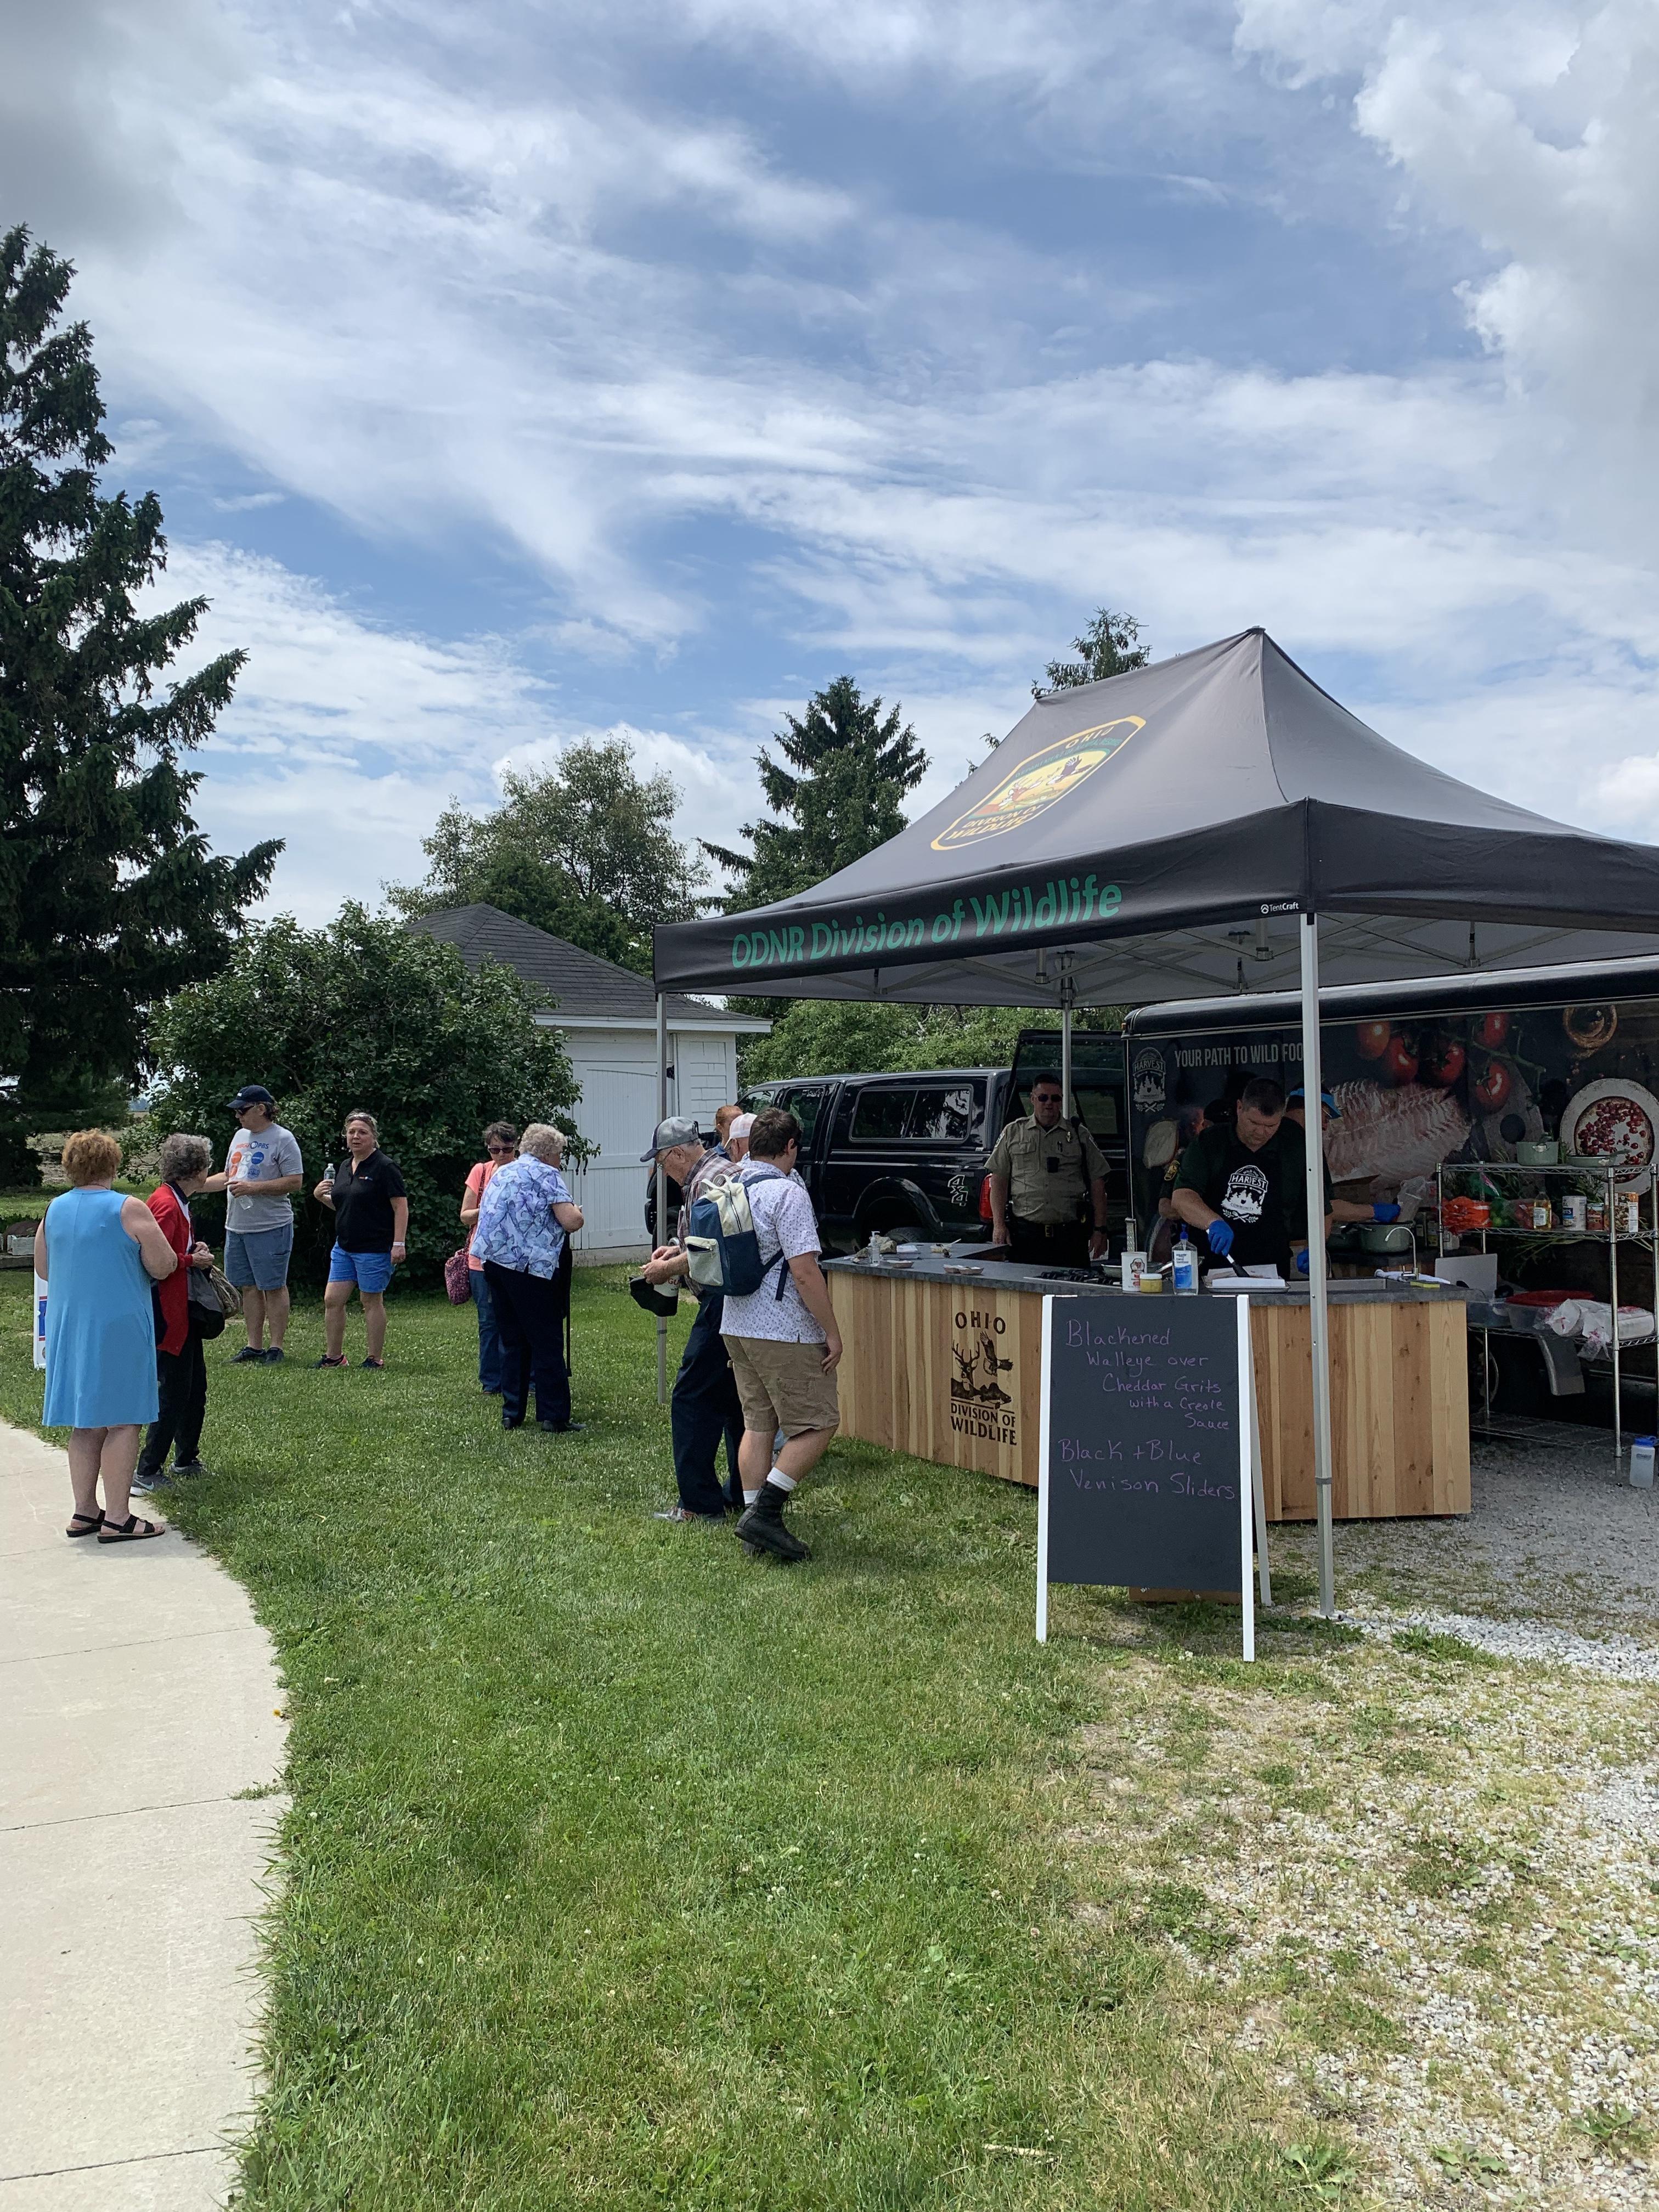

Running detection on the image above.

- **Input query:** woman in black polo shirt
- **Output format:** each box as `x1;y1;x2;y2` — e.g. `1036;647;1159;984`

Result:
313;1111;408;1369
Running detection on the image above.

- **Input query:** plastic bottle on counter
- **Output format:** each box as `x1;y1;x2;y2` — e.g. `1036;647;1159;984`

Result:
1172;1234;1199;1295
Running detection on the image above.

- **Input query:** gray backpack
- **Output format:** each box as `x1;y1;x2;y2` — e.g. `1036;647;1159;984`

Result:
685;1164;788;1297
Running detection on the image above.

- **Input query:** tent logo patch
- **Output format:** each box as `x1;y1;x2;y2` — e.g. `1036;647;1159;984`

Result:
931;718;1144;850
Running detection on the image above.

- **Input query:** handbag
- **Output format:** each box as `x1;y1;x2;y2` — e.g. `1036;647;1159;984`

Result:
185;1259;240;1341
444;1248;473;1305
191;1261;242;1317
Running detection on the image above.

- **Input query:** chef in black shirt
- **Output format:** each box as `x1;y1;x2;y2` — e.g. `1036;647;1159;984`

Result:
1170;1076;1330;1273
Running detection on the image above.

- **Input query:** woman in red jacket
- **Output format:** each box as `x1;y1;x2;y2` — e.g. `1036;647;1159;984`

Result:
134;1135;218;1494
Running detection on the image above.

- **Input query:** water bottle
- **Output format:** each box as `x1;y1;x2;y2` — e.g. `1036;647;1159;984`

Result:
1172;1234;1199;1295
1631;1436;1655;1489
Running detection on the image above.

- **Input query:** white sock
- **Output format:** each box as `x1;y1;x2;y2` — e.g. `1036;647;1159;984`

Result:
743;1486;764;1505
769;1469;797;1493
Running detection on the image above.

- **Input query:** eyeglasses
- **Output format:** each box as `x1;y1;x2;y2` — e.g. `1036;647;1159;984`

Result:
1033;1092;1063;1104
487;1143;515;1156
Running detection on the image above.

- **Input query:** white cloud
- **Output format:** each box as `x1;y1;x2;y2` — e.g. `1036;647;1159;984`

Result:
10;0;1659;916
149;544;551;916
1236;0;1659;551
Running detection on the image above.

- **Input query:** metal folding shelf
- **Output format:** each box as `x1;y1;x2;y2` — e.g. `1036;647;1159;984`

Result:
1436;1158;1657;1465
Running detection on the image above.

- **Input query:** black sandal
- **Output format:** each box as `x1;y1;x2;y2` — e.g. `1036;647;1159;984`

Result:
66;1509;104;1538
98;1514;166;1544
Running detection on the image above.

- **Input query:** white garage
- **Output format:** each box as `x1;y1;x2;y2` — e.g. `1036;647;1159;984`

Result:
409;904;770;1261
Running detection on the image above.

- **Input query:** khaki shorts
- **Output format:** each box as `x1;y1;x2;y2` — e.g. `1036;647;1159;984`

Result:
724;1335;840;1439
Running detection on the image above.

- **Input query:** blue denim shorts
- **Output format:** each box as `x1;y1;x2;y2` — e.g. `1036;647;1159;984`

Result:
224;1222;295;1290
328;1245;395;1295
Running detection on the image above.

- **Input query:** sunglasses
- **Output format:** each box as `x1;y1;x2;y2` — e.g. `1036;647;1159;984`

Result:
487;1143;516;1156
1034;1092;1063;1104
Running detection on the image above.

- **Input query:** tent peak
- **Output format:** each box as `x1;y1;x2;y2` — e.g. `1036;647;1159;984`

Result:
1030;625;1261;704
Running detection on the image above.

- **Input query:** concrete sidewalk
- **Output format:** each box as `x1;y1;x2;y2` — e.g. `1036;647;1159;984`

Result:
0;1423;286;2210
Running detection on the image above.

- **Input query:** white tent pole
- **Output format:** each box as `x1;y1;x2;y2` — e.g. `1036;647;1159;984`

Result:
655;993;669;1407
1299;915;1336;1616
1061;1005;1074;1119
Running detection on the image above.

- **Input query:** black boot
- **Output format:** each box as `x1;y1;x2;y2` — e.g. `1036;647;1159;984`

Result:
735;1481;810;1562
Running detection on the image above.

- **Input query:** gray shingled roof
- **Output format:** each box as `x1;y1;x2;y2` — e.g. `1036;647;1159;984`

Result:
407;904;733;1024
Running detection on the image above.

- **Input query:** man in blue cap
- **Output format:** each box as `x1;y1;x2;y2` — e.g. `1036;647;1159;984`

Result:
1285;1088;1403;1227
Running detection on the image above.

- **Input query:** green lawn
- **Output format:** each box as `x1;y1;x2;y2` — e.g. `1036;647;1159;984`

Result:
1;1272;1364;2209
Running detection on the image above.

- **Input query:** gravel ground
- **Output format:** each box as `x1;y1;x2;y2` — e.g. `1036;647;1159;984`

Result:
1066;1431;1659;2207
1071;1632;1659;2211
1269;1421;1659;1643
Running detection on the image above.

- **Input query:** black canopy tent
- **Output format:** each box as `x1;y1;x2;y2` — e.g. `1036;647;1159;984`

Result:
655;629;1659;1610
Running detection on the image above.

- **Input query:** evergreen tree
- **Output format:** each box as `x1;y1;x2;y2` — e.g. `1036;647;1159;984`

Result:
704;676;927;911
0;227;278;1181
387;740;703;975
1035;606;1149;695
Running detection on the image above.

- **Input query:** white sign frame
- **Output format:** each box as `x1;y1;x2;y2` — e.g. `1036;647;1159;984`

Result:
1036;1292;1267;1657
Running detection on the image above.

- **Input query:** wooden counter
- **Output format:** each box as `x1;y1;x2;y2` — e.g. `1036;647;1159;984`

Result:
826;1261;1470;1520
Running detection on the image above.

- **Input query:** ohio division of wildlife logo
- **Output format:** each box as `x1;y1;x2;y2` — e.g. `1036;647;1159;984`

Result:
931;717;1144;851
950;1305;1019;1453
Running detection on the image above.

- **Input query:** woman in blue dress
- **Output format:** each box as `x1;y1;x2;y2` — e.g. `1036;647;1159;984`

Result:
34;1129;180;1544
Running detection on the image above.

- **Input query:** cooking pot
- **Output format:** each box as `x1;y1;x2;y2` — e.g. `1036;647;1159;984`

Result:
1516;1140;1559;1166
1360;1223;1417;1255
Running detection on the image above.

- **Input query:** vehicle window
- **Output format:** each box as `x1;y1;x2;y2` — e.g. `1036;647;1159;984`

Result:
1075;1085;1120;1139
849;1087;915;1141
1011;1081;1119;1138
909;1084;977;1142
789;1086;827;1152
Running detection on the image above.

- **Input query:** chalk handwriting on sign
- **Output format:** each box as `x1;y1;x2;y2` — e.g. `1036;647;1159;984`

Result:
1038;1295;1253;1617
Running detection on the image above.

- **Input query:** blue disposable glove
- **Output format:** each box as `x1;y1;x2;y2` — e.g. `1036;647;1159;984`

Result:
1205;1218;1235;1259
1373;1203;1402;1223
1295;1246;1311;1276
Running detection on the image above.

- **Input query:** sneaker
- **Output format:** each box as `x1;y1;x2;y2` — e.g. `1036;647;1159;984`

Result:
654;1504;724;1522
735;1482;810;1562
228;1346;264;1364
261;1347;285;1364
360;1357;385;1370
313;1354;346;1369
132;1468;170;1494
170;1461;210;1480
537;1418;585;1434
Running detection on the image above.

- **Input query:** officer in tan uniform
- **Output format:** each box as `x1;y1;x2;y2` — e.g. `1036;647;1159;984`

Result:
986;1069;1110;1268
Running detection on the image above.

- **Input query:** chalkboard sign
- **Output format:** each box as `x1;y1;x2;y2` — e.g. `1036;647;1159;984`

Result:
1036;1294;1256;1656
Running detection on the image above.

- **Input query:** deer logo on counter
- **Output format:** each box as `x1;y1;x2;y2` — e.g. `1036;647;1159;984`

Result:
951;1307;1019;1450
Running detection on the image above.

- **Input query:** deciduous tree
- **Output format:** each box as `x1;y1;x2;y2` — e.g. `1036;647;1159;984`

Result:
741;1000;1119;1085
388;740;704;974
146;906;578;1283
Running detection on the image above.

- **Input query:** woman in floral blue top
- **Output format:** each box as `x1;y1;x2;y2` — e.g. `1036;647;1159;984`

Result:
471;1124;585;1432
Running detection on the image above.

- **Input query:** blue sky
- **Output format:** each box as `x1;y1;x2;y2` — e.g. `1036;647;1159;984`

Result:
4;0;1657;918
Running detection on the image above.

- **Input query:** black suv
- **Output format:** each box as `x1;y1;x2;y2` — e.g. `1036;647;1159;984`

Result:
747;1030;1128;1254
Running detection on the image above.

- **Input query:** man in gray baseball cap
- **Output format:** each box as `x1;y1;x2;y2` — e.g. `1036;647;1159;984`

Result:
639;1115;701;1163
636;1115;745;1523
